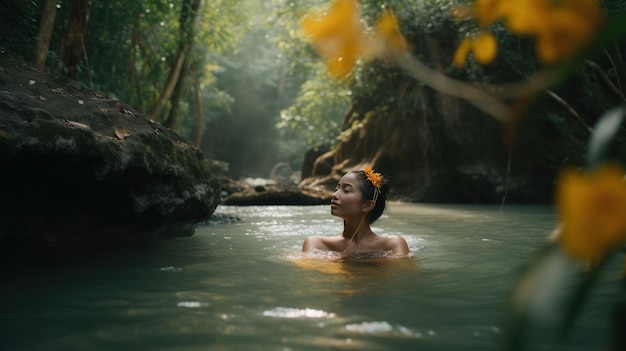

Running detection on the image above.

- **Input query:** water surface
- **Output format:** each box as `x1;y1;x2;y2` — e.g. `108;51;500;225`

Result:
0;203;619;350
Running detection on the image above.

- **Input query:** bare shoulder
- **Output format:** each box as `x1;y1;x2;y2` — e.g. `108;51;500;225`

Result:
380;234;410;256
302;235;343;252
302;236;322;252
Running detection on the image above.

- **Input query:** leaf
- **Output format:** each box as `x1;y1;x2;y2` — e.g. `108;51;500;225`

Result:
63;119;90;129
117;105;133;115
587;104;626;170
557;254;613;339
114;128;131;140
503;245;581;351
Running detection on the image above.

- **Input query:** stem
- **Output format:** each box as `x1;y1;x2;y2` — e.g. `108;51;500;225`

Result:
586;59;626;101
500;144;513;212
391;52;511;124
545;89;594;133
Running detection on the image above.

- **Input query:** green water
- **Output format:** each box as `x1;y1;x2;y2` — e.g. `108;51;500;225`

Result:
0;203;619;350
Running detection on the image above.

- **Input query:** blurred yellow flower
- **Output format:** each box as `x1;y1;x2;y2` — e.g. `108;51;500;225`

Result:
504;0;548;35
454;0;604;65
374;10;410;52
556;164;626;265
453;37;473;68
532;2;605;63
300;0;409;79
300;0;363;79
453;31;497;67
474;0;507;26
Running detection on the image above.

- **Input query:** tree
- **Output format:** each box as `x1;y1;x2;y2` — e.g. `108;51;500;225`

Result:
59;0;89;79
294;0;626;203
149;0;204;127
192;73;204;147
32;0;58;70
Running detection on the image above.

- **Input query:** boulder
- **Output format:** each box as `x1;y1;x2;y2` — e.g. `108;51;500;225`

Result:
222;184;332;206
0;58;221;247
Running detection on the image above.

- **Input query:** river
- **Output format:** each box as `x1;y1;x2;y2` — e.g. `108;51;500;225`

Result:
0;203;620;350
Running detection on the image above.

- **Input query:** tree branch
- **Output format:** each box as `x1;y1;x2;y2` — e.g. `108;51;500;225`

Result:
391;52;511;124
545;89;593;133
586;59;626;101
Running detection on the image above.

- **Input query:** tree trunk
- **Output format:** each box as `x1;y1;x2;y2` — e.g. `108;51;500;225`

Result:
193;78;204;148
193;73;204;149
163;59;189;129
32;0;58;70
59;0;89;80
148;0;203;123
129;15;143;109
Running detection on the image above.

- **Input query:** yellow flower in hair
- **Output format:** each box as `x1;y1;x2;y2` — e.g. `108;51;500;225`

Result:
365;167;382;190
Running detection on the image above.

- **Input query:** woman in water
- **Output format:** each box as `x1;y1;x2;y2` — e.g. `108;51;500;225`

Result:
302;167;409;257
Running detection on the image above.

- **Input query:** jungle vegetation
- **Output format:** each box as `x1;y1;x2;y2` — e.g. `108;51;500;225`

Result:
1;0;624;182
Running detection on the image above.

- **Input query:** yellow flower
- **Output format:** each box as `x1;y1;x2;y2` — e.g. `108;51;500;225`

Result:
452;30;498;67
474;0;507;26
503;0;604;63
300;0;364;79
374;9;410;53
473;31;497;64
556;164;626;265
454;0;605;65
300;0;409;79
365;167;382;190
504;0;548;35
533;1;605;63
300;0;360;42
453;37;473;67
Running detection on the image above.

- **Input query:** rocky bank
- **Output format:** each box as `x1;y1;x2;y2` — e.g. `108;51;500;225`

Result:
0;58;221;248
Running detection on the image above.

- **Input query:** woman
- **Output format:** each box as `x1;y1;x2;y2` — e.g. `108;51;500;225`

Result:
302;167;410;257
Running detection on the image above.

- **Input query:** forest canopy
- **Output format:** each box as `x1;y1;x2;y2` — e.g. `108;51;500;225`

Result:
1;0;625;183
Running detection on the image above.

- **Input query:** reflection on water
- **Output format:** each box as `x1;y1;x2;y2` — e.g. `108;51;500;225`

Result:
0;203;619;351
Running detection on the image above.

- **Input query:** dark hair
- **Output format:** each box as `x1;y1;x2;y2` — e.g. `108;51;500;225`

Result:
350;170;390;223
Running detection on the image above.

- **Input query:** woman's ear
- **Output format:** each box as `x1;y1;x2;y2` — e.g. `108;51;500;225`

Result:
361;200;376;213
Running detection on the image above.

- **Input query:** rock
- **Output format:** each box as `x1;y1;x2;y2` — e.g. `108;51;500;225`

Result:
301;145;330;179
216;176;332;205
0;58;221;247
197;212;242;225
217;176;251;198
222;185;332;206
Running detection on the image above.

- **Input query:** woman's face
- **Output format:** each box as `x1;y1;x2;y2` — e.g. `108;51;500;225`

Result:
330;172;367;219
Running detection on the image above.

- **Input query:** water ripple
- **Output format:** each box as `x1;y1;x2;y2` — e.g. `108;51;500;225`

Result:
343;321;429;338
262;307;337;319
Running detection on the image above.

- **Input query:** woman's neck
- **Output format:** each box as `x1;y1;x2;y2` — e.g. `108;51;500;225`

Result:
343;216;371;243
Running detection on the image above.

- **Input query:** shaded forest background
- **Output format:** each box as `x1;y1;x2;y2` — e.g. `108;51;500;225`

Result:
1;0;345;180
1;0;625;202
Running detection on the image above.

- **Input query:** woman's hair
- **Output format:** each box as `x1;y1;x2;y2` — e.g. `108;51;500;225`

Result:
350;169;390;223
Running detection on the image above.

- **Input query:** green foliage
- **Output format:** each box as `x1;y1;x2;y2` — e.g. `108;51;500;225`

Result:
5;0;624;179
190;0;333;176
84;0;239;111
0;0;42;59
277;65;350;147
